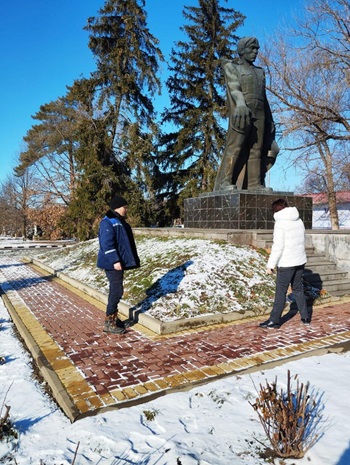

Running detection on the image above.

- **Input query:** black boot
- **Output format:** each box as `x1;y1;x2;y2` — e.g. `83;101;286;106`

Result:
259;319;280;329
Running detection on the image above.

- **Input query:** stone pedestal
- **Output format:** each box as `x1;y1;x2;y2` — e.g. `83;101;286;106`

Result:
184;189;313;230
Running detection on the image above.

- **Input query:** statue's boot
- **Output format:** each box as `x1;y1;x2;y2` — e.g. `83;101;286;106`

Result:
214;156;237;191
247;158;267;190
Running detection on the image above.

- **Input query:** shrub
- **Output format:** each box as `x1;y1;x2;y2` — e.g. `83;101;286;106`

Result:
250;370;323;459
0;401;18;442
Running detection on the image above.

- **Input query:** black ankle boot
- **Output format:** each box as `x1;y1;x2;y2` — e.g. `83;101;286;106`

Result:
259;319;280;329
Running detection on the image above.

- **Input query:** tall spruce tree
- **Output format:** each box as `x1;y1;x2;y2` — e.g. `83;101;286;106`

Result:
60;0;166;238
158;0;245;218
85;0;163;123
84;0;164;203
16;0;165;239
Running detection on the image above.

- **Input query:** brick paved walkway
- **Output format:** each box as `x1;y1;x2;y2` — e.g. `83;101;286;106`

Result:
1;255;350;422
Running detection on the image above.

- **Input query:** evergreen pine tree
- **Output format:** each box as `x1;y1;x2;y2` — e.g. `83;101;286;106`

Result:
84;0;164;188
16;0;165;238
54;0;166;238
158;0;245;218
85;0;163;124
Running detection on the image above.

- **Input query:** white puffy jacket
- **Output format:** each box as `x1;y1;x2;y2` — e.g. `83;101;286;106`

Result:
267;206;307;269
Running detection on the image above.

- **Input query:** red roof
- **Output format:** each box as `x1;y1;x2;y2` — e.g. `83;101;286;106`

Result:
301;191;350;205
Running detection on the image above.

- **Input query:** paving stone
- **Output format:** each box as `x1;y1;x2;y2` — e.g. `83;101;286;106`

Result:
1;255;350;421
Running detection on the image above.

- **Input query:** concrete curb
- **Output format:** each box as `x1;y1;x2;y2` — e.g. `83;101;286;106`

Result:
2;291;81;422
24;256;344;336
0;241;72;250
24;257;267;335
4;285;350;422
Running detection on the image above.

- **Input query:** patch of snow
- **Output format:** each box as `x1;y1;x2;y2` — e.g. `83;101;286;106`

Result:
34;237;275;322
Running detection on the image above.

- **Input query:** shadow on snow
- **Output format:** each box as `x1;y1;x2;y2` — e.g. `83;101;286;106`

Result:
129;260;193;321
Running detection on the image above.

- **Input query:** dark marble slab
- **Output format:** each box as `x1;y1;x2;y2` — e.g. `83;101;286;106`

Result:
184;190;313;230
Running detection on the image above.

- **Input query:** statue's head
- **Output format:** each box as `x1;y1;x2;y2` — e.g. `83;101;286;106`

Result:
237;37;259;58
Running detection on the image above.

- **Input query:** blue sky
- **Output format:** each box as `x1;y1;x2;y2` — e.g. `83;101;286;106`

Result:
0;0;304;191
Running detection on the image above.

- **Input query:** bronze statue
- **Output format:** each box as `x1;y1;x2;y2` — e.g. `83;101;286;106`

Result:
214;37;279;191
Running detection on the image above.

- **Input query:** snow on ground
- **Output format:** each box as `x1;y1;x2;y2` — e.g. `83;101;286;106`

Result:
0;238;349;464
33;237;277;322
1;299;350;465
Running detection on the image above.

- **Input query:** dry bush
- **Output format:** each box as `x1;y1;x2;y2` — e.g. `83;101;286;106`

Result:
0;385;18;442
250;370;323;458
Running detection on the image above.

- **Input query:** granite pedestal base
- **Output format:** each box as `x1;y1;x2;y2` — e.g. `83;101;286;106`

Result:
184;190;313;230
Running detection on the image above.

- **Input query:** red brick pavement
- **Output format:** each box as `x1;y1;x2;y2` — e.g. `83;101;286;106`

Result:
1;255;350;419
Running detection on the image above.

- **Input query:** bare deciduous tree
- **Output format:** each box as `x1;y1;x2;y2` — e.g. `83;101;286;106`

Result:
258;0;350;229
0;170;38;238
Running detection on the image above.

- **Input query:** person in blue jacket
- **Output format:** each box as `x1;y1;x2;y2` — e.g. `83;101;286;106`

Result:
97;194;140;334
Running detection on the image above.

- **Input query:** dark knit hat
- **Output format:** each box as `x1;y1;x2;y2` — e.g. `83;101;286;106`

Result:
110;195;128;210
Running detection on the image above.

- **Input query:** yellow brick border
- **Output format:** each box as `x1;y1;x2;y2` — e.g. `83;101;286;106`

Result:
2;281;350;422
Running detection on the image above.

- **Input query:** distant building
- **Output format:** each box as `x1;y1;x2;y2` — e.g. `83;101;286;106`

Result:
303;191;350;229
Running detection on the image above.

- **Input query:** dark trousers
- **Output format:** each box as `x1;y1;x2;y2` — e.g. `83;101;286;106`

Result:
105;269;124;317
270;264;308;323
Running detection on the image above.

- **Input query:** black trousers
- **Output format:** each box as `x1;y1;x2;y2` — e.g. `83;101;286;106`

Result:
270;264;308;323
105;269;124;317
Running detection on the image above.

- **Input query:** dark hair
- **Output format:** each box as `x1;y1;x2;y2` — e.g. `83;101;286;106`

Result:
271;198;288;213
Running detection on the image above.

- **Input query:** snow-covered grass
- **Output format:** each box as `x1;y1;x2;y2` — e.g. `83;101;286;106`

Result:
33;237;277;322
33;236;329;323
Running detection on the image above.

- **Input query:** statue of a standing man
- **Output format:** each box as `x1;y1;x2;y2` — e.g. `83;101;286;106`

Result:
214;37;279;191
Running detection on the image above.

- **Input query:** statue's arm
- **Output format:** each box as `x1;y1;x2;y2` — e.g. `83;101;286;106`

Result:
222;62;245;106
222;61;251;132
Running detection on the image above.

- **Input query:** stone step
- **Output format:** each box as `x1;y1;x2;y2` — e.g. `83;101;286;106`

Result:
311;280;350;295
254;234;274;242
257;240;317;253
304;275;350;289
305;263;338;273
305;246;317;253
305;265;350;294
256;240;272;248
306;255;337;269
304;269;348;281
254;232;350;297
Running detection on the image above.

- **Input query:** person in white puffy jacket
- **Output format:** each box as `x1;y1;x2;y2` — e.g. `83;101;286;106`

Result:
259;198;310;328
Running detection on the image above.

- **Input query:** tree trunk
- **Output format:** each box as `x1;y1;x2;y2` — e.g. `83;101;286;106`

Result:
324;144;339;230
328;190;339;230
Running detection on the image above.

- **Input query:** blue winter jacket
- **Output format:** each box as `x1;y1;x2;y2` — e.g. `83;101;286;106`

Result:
97;210;140;270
